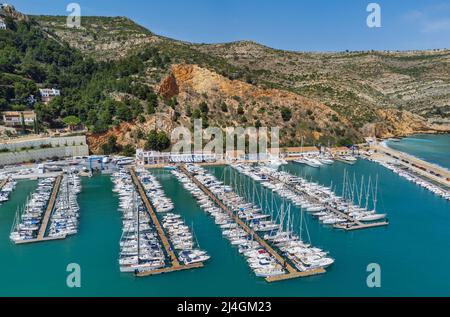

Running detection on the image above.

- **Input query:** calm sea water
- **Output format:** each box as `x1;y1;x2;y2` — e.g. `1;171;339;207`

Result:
1;137;449;296
386;134;450;170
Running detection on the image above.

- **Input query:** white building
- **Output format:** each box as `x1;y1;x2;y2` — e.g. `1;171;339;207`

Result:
0;17;6;30
136;150;221;165
136;149;281;165
39;88;61;103
2;111;36;127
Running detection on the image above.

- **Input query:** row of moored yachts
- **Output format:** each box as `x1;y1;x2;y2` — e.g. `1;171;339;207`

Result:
0;178;16;204
172;165;334;278
138;170;174;213
294;154;357;167
112;169;208;274
231;164;387;226
377;161;450;201
137;170;210;264
9;174;81;242
48;174;81;237
113;170;166;272
10;177;55;242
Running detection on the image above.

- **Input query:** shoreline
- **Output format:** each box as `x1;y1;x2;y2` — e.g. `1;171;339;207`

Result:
380;130;450;140
380;135;450;173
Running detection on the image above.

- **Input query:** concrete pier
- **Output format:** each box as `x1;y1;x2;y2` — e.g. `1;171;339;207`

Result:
372;144;450;189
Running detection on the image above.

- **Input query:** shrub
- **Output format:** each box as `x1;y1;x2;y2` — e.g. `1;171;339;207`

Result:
280;107;292;122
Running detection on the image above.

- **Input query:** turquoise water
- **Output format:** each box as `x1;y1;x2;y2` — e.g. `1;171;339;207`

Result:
386;134;450;170
1;144;450;296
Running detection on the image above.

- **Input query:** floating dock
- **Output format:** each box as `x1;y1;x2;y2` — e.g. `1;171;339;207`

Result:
129;168;204;277
15;175;65;244
268;174;388;231
179;165;325;282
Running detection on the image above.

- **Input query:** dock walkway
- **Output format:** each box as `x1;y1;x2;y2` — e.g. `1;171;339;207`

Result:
130;168;204;277
37;175;63;239
180;165;325;282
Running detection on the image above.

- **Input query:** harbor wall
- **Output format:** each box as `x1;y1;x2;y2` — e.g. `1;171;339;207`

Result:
0;136;89;165
0;136;87;151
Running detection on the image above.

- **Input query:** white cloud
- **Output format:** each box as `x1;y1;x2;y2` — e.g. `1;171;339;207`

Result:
403;3;450;33
422;19;450;33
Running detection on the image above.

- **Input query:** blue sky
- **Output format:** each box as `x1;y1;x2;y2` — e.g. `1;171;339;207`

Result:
8;0;450;51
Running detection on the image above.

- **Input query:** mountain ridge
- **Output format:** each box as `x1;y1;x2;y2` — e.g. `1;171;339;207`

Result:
1;7;448;154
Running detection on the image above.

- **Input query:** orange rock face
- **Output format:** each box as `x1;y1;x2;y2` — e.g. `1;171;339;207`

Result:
158;73;179;99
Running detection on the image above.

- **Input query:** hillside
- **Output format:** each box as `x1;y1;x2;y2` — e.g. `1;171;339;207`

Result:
1;7;449;154
33;15;450;127
196;41;450;127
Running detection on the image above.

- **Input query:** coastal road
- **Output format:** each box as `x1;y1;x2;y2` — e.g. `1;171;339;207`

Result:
372;145;450;189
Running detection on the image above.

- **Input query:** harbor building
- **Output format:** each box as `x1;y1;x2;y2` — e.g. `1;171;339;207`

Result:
136;150;221;165
136;149;283;165
330;147;353;156
281;146;320;157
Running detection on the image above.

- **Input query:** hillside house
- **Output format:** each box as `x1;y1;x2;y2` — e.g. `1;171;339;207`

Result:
2;111;36;127
39;88;60;104
0;17;6;30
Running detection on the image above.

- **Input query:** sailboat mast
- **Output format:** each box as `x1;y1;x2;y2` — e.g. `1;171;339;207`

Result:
351;173;356;203
358;175;364;207
373;174;379;212
365;176;371;210
342;169;347;199
135;191;140;264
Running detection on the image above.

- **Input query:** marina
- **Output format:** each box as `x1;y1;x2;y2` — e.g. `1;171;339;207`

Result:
0;155;450;295
0;135;448;295
9;172;82;244
47;173;82;237
293;153;336;167
112;168;207;277
230;163;388;230
9;175;63;244
1;0;450;300
179;164;329;282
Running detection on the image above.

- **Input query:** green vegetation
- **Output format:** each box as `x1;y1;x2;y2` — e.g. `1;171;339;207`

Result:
121;144;136;157
220;102;228;112
237;104;244;115
144;130;170;151
62;115;81;129
280;107;292;122
2;11;443;149
0;18;168;133
101;136;119;155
